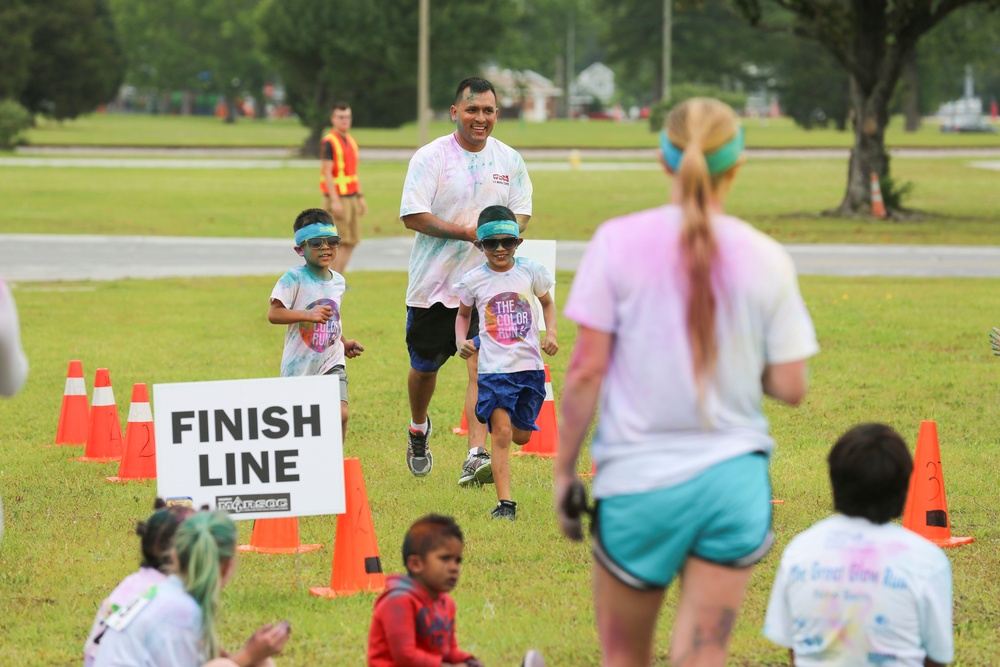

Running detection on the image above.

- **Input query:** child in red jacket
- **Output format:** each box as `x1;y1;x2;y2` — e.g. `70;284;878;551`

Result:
368;514;478;667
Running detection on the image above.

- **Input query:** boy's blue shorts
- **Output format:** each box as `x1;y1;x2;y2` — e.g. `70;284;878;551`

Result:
593;451;774;590
476;370;546;432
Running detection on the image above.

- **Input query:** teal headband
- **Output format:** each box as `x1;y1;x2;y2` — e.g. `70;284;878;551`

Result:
295;222;339;246
476;219;519;240
659;126;745;175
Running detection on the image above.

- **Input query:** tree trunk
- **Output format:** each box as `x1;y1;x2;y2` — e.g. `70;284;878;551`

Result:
300;123;324;158
836;76;891;215
181;90;193;116
903;49;921;132
224;96;237;124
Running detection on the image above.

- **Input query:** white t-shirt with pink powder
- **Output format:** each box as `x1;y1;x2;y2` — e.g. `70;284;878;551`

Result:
399;134;532;309
564;205;819;499
84;567;167;667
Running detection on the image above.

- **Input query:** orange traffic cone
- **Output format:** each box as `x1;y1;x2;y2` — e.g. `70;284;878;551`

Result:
453;407;469;435
870;172;887;218
513;364;558;458
107;384;157;482
902;421;973;548
77;368;123;462
311;457;386;597
238;518;322;555
54;360;89;445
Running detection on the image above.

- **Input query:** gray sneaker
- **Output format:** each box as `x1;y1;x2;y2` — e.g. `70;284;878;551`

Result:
458;447;493;486
491;499;517;520
406;418;433;477
522;650;546;667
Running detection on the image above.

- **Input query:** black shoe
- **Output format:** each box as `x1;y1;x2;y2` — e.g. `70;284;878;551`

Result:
491;499;517;521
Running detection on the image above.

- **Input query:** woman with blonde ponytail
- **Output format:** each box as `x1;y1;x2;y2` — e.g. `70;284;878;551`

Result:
95;510;290;667
556;98;819;667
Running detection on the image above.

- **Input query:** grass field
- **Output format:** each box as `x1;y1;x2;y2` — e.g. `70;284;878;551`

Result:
1;271;998;665
1;158;999;245
19;113;1000;150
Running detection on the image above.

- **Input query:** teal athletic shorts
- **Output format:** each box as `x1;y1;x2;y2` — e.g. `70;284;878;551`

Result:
593;451;773;590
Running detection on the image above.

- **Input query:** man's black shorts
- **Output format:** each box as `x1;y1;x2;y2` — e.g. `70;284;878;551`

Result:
405;303;480;372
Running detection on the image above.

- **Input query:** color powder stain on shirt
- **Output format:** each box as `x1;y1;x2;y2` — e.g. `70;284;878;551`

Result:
484;292;533;344
298;298;342;352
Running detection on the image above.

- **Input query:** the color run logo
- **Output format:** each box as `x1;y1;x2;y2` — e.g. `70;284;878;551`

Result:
299;298;341;352
485;292;533;345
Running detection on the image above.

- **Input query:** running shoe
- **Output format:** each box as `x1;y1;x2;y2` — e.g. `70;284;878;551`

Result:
522;650;546;667
406;418;433;477
458;446;493;486
491;499;517;521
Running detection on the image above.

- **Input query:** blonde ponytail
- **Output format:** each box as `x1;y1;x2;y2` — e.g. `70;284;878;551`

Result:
664;98;744;392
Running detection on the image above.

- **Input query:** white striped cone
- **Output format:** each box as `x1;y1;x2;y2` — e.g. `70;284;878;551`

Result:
108;383;156;482
54;360;89;445
77;368;123;462
513;364;558;458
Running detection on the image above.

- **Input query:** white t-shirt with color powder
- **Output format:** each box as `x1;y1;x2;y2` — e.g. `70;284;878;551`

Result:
84;567;167;667
763;514;954;667
399;134;533;309
453;257;555;375
92;575;205;667
270;265;346;377
563;205;819;499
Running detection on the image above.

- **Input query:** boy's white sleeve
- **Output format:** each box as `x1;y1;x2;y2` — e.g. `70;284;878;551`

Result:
762;558;794;648
269;272;296;309
532;262;555;298
0;278;28;397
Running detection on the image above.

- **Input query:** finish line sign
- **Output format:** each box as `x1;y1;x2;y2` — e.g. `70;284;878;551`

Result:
153;376;344;520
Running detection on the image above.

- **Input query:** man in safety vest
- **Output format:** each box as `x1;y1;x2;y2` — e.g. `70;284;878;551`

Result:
320;102;366;274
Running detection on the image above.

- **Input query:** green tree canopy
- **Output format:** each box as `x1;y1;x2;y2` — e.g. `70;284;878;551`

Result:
258;0;512;155
8;0;125;120
734;0;1000;215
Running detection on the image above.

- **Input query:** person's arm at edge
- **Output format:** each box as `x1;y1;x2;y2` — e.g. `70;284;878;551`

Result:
0;280;28;397
554;325;611;535
762;359;808;406
402;213;476;242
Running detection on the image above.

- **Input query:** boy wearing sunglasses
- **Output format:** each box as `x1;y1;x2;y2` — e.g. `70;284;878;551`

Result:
268;208;365;441
453;205;558;520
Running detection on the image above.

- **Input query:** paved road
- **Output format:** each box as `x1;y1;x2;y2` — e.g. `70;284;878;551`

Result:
2;235;999;282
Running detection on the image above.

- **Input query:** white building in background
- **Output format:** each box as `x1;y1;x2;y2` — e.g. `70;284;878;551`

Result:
573;63;615;107
483;66;562;122
937;65;995;133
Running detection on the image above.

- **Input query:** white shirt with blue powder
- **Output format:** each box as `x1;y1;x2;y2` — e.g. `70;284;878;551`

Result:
270;265;346;376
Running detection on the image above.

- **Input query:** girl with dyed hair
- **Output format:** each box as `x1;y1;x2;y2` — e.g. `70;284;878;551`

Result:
84;499;194;666
556;97;819;666
94;510;290;667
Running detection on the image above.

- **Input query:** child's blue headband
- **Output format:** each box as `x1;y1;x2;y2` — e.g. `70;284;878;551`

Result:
476;219;519;240
659;126;745;175
295;222;339;246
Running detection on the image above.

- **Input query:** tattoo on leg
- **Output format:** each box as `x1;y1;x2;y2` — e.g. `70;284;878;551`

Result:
672;607;737;666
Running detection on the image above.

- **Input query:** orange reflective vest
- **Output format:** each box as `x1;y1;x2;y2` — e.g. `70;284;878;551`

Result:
320;132;360;196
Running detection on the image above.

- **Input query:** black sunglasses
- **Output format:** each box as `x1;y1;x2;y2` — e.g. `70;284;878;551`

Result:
305;237;340;249
478;237;520;251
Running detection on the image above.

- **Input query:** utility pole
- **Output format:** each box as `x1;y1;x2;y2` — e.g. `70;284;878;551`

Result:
418;0;430;147
566;9;575;117
662;0;671;102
